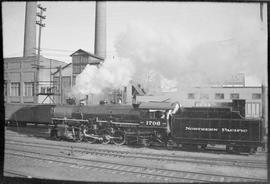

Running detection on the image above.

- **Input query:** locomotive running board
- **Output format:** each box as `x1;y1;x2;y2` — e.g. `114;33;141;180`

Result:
52;118;88;122
110;121;140;126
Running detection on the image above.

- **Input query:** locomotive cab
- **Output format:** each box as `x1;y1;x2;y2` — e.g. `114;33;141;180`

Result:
138;102;181;129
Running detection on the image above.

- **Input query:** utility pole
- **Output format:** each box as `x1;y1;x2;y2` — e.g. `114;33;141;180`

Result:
59;66;62;105
35;4;46;103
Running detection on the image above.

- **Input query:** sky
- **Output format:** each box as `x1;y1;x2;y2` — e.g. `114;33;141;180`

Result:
2;1;268;87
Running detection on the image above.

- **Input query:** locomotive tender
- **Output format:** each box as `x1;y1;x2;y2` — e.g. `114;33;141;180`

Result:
5;101;263;153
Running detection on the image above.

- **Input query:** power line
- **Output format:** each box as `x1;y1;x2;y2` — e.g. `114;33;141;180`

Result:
41;48;118;54
41;48;75;52
34;3;46;103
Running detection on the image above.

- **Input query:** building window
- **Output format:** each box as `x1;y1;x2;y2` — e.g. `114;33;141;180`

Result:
24;82;34;96
47;87;52;93
200;93;209;99
40;87;47;94
230;93;239;99
11;82;20;96
72;75;76;86
53;77;59;93
4;82;7;96
149;111;155;119
73;64;81;74
187;93;195;99
72;56;80;64
252;93;261;99
80;64;87;72
81;56;88;64
246;102;260;118
215;93;224;99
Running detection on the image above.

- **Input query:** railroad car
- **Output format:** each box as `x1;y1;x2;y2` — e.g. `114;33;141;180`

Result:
4;101;263;153
170;107;262;153
5;103;55;126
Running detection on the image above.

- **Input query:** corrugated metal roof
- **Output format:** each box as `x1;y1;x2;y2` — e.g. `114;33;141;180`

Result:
70;49;104;60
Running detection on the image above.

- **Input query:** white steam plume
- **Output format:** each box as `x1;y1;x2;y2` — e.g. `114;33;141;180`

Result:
115;20;267;91
71;58;134;97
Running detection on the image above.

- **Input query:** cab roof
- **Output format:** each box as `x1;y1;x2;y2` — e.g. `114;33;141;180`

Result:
138;101;179;110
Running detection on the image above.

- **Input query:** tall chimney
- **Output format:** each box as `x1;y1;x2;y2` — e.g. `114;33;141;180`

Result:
23;2;37;57
94;1;106;59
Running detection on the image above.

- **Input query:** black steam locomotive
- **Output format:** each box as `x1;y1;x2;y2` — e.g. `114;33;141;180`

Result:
5;101;263;153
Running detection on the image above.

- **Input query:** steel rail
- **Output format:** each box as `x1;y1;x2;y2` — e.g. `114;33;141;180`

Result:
5;146;267;182
5;138;267;169
4;169;32;178
5;148;210;183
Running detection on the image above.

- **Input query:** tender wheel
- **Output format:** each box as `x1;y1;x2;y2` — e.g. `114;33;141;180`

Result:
112;130;126;145
83;128;97;144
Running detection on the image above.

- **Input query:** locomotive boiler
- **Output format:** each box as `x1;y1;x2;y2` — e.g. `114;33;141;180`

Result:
50;102;181;146
5;101;263;153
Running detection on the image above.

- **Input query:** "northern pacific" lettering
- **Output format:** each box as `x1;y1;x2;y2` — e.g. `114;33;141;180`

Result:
185;127;218;132
222;128;248;133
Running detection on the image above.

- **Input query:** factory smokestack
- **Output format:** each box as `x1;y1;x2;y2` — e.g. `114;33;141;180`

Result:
23;1;37;57
94;1;107;59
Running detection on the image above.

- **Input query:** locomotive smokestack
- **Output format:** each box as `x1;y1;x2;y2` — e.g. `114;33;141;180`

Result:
94;1;107;59
23;1;37;57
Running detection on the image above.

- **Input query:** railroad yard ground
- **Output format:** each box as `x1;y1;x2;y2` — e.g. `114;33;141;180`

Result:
4;125;268;183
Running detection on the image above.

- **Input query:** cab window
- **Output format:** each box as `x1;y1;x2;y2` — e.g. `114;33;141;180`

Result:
149;110;165;119
149;111;155;119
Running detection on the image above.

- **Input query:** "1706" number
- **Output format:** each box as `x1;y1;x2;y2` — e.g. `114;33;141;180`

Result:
146;121;161;126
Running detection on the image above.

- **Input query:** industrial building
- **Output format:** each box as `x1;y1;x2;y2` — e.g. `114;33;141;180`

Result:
4;56;66;104
137;85;265;118
52;49;103;104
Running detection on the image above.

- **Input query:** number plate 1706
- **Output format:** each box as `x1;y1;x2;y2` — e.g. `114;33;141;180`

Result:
145;121;161;126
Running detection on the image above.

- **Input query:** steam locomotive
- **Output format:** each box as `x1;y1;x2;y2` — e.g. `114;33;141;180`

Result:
5;101;263;153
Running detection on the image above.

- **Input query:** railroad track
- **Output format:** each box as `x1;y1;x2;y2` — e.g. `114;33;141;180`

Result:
5;138;267;169
5;129;49;137
5;131;267;155
4;169;32;178
5;131;266;155
5;146;267;183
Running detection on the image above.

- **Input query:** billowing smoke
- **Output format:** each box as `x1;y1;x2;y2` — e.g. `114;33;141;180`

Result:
114;20;267;92
70;13;266;102
71;58;134;98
